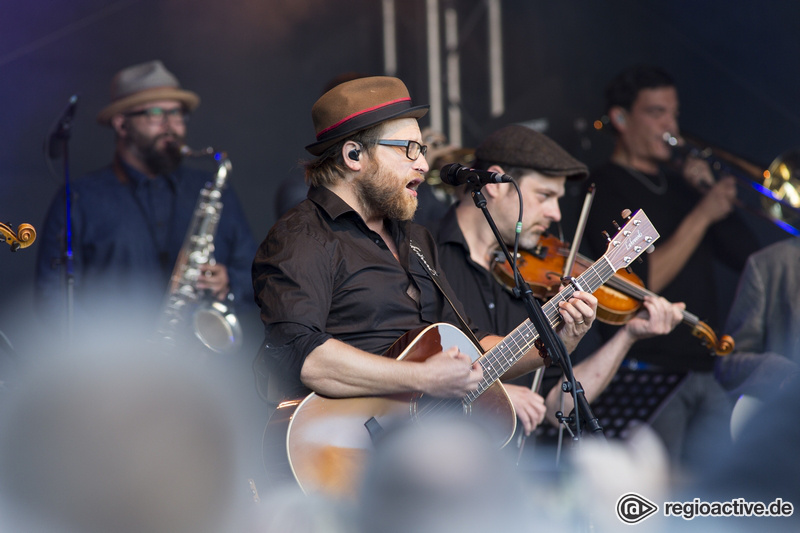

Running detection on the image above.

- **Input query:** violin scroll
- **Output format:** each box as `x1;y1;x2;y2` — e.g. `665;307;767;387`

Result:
690;320;734;356
716;335;735;356
1;222;37;252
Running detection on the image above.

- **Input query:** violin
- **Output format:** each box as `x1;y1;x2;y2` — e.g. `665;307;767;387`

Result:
490;234;734;356
0;222;36;252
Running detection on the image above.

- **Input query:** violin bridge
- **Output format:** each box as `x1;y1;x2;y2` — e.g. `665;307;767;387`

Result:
531;243;549;260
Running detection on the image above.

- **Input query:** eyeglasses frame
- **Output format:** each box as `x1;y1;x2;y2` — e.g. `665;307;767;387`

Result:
375;139;428;161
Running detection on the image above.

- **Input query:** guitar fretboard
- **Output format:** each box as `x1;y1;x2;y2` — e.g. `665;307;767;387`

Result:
465;256;615;404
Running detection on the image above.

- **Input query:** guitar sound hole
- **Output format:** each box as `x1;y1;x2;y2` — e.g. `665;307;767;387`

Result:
410;394;471;422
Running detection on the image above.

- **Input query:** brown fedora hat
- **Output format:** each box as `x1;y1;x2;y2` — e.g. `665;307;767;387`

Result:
305;76;429;156
96;60;200;126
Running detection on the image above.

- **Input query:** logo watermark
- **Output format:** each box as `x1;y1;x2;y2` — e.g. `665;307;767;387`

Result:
616;493;794;524
665;497;793;519
616;493;658;524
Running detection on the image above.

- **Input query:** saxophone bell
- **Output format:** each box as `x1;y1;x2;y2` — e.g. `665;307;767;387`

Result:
156;146;242;355
193;297;243;354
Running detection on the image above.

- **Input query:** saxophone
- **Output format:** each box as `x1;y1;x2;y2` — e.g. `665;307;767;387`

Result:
155;145;243;354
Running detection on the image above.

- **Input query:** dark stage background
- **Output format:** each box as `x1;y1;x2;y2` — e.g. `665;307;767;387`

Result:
2;0;798;357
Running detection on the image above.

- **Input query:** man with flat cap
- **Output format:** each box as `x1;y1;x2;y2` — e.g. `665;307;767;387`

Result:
36;60;256;341
435;124;684;435
252;78;597;425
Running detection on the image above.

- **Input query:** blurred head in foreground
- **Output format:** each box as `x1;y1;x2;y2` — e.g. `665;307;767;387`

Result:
356;416;527;533
0;336;243;533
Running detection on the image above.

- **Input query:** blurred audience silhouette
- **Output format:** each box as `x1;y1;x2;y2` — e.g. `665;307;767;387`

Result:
0;332;250;533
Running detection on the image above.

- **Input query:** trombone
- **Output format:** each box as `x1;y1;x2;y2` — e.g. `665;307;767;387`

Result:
663;132;800;236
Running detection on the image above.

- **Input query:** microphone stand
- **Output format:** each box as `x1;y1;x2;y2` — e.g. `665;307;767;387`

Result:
555;183;606;448
468;180;604;443
46;95;78;345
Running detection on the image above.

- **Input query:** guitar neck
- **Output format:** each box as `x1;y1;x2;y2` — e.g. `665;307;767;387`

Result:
466;256;616;403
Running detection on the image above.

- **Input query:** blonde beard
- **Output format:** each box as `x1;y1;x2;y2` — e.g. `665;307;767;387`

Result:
355;160;418;221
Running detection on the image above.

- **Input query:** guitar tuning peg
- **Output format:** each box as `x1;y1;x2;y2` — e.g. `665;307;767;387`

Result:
621;208;632;220
611;220;621;231
626;266;634;274
601;230;611;242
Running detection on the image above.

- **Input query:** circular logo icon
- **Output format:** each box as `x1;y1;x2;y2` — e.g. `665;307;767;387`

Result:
616;492;658;524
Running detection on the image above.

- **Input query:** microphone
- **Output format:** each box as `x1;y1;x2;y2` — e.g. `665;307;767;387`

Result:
47;94;79;159
439;163;513;187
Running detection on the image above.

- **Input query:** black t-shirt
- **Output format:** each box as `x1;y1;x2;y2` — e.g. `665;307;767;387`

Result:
583;162;759;371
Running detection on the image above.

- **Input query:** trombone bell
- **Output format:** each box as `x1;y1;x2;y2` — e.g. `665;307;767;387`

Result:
664;132;800;236
763;148;800;230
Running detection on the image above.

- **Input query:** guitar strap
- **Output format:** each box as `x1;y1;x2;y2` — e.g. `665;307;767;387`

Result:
409;240;485;355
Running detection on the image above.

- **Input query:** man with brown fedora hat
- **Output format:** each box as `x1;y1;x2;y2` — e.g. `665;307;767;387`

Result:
434;124;684;441
252;77;596;427
36;60;256;343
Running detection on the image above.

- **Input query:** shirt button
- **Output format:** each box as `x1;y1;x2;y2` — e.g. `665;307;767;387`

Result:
375;239;381;244
488;302;496;310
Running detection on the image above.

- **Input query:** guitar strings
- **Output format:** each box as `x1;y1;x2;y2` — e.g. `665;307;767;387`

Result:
414;260;613;423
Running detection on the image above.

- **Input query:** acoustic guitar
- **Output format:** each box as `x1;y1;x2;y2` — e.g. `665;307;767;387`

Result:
263;209;659;499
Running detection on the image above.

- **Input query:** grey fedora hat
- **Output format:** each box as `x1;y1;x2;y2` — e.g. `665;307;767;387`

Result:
96;60;200;126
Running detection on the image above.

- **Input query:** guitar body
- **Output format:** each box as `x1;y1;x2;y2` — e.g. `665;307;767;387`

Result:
264;323;515;500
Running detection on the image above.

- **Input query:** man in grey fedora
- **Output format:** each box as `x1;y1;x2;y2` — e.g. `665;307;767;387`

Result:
35;60;256;341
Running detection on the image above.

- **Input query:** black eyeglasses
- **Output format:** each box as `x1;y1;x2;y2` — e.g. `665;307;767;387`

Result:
376;139;428;161
124;107;187;124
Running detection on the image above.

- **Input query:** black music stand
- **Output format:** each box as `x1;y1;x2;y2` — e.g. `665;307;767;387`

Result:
535;366;687;442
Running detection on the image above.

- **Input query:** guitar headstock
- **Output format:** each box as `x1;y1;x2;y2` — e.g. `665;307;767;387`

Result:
603;209;659;272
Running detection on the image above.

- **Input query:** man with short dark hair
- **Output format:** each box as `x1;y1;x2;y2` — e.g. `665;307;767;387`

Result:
583;64;761;468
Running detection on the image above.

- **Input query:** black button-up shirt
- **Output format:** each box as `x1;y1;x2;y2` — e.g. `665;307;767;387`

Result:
435;205;557;390
435;205;530;335
252;186;485;399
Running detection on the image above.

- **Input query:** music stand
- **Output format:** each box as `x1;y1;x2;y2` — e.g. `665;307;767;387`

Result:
535;366;688;442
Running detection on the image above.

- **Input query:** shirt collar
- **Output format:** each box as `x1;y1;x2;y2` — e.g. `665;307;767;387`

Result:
308;185;410;243
437;203;470;252
308;185;357;220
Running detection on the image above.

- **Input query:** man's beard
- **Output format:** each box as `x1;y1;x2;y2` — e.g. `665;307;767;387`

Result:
354;160;418;221
516;231;540;251
128;128;184;176
499;224;541;251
